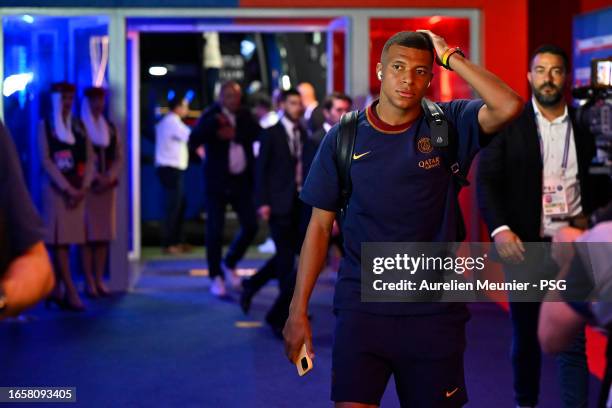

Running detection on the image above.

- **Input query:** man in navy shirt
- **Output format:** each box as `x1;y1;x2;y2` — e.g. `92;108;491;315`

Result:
0;120;54;318
283;30;523;407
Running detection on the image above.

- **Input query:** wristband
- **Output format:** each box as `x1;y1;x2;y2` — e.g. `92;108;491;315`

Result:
0;286;7;314
441;47;465;71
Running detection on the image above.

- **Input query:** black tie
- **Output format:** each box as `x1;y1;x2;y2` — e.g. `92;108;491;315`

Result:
293;126;303;191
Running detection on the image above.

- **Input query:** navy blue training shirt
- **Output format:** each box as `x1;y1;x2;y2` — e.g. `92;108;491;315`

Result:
300;99;486;315
0;120;45;275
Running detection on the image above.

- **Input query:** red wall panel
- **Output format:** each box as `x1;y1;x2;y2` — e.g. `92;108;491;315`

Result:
241;0;530;99
369;17;472;100
580;0;612;13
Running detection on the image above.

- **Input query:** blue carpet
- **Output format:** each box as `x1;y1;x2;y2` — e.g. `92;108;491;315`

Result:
0;258;602;407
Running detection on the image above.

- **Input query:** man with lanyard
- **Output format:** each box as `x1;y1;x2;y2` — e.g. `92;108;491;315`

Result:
283;30;522;407
478;45;611;407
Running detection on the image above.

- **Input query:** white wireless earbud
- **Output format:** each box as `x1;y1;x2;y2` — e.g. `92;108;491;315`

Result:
377;71;383;80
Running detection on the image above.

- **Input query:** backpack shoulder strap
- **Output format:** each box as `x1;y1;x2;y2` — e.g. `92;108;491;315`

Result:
421;97;449;148
422;98;470;240
336;110;359;217
421;98;469;187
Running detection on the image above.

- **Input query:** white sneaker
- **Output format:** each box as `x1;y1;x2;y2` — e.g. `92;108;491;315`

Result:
222;263;242;291
257;237;276;254
210;276;227;297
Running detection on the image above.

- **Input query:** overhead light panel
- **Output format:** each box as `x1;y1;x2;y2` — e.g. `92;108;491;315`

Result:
281;75;291;90
3;73;34;97
149;66;168;76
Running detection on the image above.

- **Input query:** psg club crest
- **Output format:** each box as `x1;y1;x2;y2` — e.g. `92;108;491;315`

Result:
417;137;433;154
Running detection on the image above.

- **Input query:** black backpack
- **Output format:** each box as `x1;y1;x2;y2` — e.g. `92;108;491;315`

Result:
335;98;469;241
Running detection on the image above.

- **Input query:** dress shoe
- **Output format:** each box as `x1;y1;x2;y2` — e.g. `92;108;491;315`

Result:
221;263;241;291
84;284;99;299
210;276;227;297
96;282;112;297
63;294;85;312
257;237;276;254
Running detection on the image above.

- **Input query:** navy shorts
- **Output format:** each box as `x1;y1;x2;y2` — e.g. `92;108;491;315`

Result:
331;309;469;407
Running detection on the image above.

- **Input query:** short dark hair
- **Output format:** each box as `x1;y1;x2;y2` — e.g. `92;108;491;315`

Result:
381;31;434;64
530;44;569;72
323;92;353;111
168;94;185;111
280;88;301;103
250;92;272;110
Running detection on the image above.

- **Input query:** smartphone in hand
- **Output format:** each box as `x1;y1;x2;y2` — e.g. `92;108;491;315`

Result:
296;343;313;376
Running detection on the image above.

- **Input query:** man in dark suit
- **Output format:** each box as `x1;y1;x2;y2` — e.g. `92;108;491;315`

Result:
190;81;260;297
310;92;352;147
240;92;351;316
249;88;316;336
297;82;325;135
478;45;612;408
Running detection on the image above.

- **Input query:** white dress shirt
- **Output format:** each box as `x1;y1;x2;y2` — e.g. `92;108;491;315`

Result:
534;98;581;236
253;111;279;158
490;98;582;238
280;115;303;190
304;102;318;121
155;112;190;170
259;111;279;129
280;116;301;156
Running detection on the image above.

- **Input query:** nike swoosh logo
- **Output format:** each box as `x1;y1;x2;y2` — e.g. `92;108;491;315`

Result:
446;387;459;398
352;151;371;160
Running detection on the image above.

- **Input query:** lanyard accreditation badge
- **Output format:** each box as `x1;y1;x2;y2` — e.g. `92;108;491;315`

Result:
541;121;572;216
543;177;568;215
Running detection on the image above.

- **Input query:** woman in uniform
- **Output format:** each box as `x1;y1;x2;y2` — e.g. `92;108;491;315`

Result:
81;87;122;297
39;82;94;311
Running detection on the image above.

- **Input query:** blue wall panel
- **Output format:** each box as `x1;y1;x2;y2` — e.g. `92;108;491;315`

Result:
573;7;612;87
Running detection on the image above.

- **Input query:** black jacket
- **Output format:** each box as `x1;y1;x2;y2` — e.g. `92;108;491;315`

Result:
255;121;316;216
310;127;327;148
189;103;260;194
306;105;326;135
477;101;611;241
